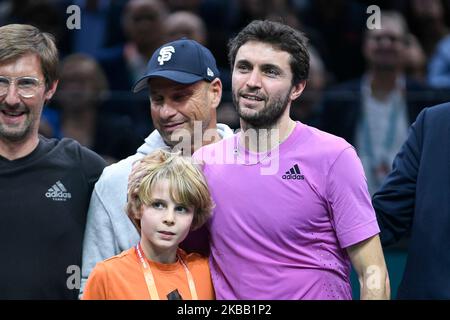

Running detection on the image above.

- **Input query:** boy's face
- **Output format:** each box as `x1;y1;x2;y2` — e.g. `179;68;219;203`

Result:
140;179;194;254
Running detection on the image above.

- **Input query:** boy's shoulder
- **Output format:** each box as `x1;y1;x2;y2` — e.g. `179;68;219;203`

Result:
100;247;137;269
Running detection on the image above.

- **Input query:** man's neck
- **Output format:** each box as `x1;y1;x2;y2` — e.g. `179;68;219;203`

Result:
240;115;295;153
369;70;401;100
190;126;221;154
0;135;39;161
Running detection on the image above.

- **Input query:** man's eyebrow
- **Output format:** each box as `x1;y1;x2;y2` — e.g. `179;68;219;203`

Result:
174;85;195;91
150;85;195;95
260;63;283;71
235;59;283;71
235;59;251;65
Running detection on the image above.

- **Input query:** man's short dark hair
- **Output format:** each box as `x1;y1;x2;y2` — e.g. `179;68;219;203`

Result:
0;24;59;89
228;20;310;85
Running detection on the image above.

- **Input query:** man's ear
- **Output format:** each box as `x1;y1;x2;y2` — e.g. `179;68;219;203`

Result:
44;80;58;101
208;78;222;109
290;80;306;101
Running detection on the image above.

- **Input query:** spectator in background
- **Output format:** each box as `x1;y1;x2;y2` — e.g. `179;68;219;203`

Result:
0;24;105;299
67;0;113;56
193;0;236;74
321;11;436;195
404;34;427;84
95;0;169;139
228;0;283;32
299;0;367;82
290;46;328;128
101;0;130;49
166;11;207;45
165;10;235;126
404;0;450;89
427;33;450;88
0;0;71;57
165;0;203;13
406;0;449;59
97;0;168;91
42;54;140;164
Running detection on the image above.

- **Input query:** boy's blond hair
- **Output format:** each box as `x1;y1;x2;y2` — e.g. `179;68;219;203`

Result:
126;149;213;232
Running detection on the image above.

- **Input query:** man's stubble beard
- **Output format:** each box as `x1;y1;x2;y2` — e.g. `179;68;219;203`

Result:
232;89;291;128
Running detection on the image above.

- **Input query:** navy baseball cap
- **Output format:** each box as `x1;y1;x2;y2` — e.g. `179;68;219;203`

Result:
132;38;220;93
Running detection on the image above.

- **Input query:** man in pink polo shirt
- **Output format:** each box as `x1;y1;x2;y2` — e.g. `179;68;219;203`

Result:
193;20;390;300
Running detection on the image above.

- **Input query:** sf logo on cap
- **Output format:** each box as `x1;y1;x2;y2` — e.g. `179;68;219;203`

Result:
158;46;175;65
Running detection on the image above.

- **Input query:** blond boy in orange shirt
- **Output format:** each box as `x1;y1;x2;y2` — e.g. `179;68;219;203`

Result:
83;150;214;300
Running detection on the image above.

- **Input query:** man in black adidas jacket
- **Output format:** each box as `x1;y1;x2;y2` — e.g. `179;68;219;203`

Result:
0;24;106;299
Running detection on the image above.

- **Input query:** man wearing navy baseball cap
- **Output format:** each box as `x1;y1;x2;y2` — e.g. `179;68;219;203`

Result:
130;38;225;149
80;38;233;297
133;38;219;92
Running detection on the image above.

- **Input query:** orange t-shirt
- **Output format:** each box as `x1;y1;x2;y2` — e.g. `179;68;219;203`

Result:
82;247;215;300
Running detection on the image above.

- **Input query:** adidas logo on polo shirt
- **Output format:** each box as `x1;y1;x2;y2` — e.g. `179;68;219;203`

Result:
282;164;305;180
45;180;72;201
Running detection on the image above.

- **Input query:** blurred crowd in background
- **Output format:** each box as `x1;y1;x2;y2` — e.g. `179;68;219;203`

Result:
2;0;450;194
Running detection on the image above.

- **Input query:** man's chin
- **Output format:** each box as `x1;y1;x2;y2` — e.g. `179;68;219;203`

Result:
373;62;398;71
163;129;193;146
0;128;30;142
238;116;269;128
237;106;259;119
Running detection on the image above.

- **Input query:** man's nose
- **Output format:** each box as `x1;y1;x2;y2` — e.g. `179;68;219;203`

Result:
160;102;178;119
246;69;262;89
2;85;21;106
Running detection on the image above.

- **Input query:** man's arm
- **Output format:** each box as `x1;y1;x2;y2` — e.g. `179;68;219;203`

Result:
372;108;425;246
79;185;120;298
347;235;390;300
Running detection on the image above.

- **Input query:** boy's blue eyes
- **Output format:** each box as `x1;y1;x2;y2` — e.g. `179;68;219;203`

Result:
175;206;188;213
150;202;190;213
152;202;164;209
